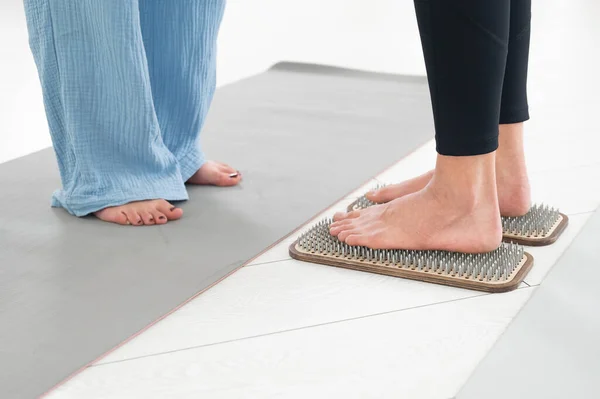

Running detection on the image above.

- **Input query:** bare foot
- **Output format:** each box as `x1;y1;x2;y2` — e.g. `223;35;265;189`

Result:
331;153;503;252
94;200;183;226
187;160;242;187
331;190;502;252
367;123;531;216
366;170;433;203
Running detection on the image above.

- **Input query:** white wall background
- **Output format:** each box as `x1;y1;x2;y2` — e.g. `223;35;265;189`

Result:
0;0;424;164
2;0;600;165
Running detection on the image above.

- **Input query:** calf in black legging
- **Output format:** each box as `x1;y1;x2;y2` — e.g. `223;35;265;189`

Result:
331;0;532;252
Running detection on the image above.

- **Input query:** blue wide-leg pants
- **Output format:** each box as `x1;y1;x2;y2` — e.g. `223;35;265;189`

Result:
23;0;225;216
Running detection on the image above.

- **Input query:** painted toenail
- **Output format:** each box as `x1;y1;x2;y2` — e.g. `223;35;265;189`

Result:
229;172;239;178
159;216;166;220
170;207;176;211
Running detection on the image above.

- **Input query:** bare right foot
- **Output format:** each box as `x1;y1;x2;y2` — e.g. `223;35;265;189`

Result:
366;123;531;217
331;153;503;252
94;200;183;226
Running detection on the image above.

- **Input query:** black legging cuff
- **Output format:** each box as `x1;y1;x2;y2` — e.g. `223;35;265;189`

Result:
499;106;530;125
436;133;498;157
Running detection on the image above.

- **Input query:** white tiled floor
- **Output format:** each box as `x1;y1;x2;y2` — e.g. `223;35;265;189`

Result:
523;212;593;286
5;0;600;397
96;256;494;365
48;288;534;399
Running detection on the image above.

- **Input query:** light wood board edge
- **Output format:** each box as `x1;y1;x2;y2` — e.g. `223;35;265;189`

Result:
289;242;534;293
502;213;569;247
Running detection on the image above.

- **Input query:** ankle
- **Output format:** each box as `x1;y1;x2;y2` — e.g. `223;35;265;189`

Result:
498;123;524;150
430;153;499;213
495;123;531;216
497;123;528;175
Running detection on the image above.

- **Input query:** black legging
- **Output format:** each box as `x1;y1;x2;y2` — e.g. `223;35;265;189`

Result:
414;0;531;156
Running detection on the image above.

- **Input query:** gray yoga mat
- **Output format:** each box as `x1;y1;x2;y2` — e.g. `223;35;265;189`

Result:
0;62;433;399
456;208;600;399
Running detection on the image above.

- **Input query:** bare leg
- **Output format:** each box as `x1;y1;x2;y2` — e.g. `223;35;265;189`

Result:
366;123;530;216
496;123;530;216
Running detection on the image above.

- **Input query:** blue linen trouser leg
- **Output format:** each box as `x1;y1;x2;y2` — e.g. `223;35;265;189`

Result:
23;0;225;216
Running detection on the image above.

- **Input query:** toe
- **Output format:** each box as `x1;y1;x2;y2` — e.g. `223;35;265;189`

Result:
329;219;354;235
365;189;382;202
123;209;143;226
169;207;184;220
152;210;168;225
333;212;348;221
156;201;183;220
367;186;399;204
338;227;360;242
216;171;242;187
140;211;155;225
345;233;370;247
334;210;361;221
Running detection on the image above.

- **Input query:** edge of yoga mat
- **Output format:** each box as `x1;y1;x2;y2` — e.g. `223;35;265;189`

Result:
35;62;432;398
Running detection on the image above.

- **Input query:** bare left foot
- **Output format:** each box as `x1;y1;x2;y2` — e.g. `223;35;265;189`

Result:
187;160;242;187
366;170;433;203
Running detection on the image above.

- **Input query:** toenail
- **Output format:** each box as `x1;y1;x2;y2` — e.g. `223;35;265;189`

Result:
229;173;239;178
170;207;176;211
137;220;143;224
159;216;166;220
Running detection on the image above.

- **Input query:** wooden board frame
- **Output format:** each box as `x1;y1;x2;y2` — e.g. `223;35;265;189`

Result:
290;242;534;293
502;213;569;246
